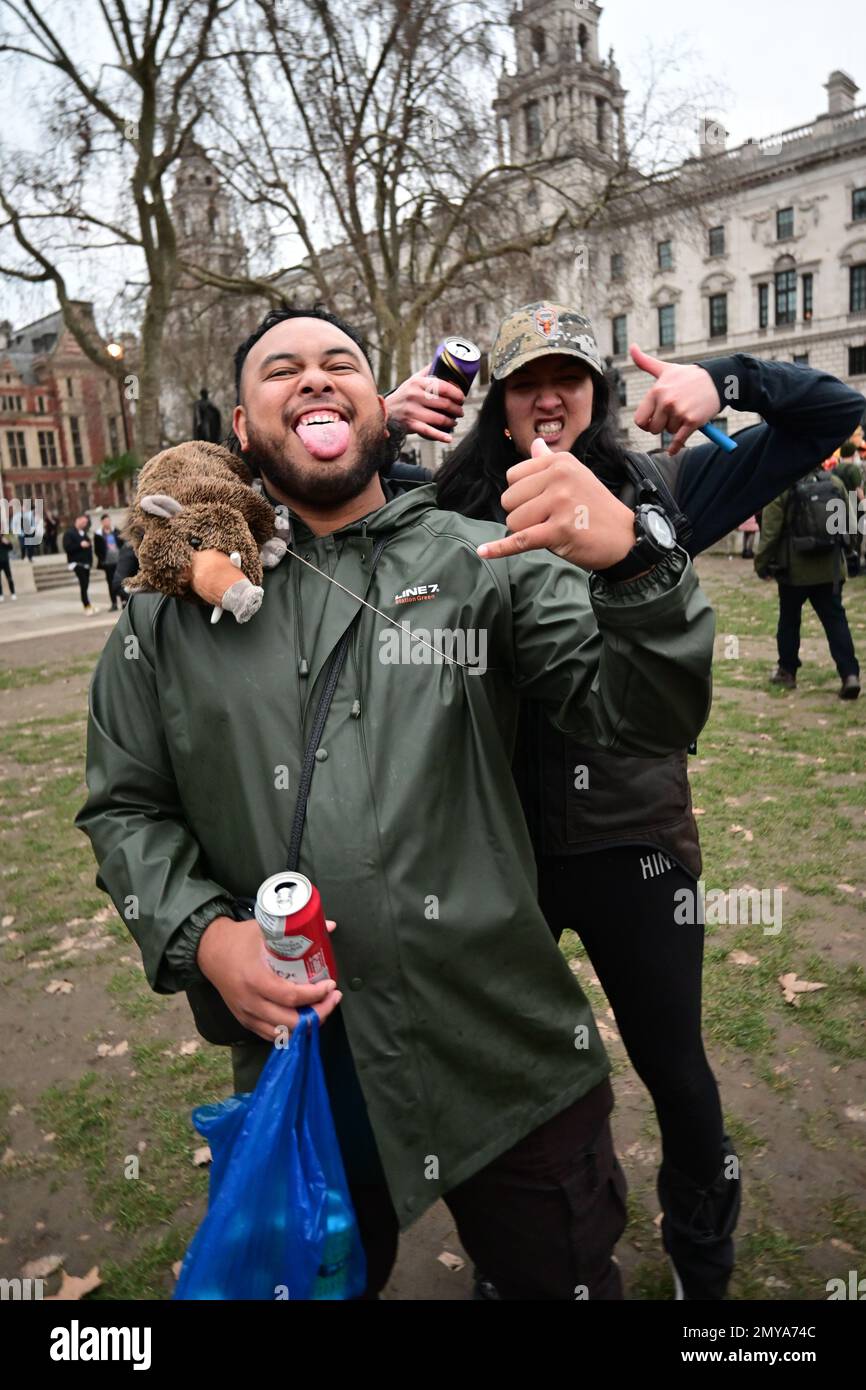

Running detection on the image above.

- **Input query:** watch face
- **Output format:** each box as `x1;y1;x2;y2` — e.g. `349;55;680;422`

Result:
645;508;676;548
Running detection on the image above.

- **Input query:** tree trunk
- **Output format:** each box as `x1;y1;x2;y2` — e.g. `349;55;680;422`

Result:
136;313;168;463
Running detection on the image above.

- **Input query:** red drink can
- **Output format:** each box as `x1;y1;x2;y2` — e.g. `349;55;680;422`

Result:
255;872;336;985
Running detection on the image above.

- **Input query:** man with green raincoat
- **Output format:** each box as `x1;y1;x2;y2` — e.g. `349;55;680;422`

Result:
77;306;715;1300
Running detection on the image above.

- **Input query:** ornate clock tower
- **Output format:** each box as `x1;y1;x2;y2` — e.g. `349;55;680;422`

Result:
494;1;627;165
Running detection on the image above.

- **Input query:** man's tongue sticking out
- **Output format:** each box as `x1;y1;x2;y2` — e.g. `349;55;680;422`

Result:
296;413;351;461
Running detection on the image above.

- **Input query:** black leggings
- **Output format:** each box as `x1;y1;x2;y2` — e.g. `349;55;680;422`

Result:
0;556;13;595
538;846;725;1187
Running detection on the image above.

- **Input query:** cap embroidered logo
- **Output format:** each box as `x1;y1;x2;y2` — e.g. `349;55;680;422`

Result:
533;306;559;339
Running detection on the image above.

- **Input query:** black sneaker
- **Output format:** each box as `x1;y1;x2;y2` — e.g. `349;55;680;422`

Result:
770;667;796;689
839;675;861;700
657;1136;742;1301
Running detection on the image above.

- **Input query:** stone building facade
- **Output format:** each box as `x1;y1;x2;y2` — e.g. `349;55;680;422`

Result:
414;0;866;465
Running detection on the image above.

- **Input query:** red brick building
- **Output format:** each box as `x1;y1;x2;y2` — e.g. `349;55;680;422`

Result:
0;302;134;525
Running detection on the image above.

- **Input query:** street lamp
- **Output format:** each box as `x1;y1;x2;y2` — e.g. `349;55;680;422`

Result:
106;340;131;452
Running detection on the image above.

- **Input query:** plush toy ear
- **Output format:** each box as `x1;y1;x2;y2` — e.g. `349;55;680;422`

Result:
141;493;184;518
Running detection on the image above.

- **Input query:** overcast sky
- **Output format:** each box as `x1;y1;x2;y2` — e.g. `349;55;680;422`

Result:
1;0;863;327
597;0;863;148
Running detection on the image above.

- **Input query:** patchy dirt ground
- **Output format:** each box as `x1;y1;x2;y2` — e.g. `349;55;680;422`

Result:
0;558;863;1301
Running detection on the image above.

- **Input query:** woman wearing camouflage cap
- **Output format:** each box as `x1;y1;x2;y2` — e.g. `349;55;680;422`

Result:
389;300;864;1299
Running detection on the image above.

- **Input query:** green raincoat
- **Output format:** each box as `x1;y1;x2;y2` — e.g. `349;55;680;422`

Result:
76;483;714;1227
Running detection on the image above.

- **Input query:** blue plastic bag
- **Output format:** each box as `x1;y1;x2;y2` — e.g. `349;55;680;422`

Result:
174;1009;366;1300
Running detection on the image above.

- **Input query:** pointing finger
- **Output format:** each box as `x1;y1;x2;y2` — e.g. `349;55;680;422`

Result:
630;344;665;379
478;523;556;561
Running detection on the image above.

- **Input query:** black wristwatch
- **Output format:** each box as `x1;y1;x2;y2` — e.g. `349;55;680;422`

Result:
595;504;678;583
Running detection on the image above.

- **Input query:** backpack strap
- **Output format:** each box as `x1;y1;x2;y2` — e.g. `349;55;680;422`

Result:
623;451;693;552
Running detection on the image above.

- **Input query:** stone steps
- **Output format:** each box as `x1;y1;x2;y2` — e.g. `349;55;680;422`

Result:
29;557;79;593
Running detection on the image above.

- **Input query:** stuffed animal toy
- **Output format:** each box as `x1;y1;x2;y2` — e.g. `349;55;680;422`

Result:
123;441;288;623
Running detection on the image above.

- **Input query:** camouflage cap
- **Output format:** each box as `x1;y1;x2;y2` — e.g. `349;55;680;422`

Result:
491;302;605;382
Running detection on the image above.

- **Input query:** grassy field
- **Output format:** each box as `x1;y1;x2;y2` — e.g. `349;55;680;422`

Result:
0;555;863;1300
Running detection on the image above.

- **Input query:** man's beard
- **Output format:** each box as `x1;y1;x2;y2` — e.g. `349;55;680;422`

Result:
242;416;393;507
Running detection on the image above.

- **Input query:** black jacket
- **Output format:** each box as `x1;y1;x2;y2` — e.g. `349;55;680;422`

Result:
63;527;93;567
475;353;866;876
114;540;140;588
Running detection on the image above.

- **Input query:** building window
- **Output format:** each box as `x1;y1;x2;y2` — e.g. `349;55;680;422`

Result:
108;416;120;455
777;207;794;240
850;264;866;313
775;269;797;325
5;430;27;468
853;188;866;222
709;293;728;339
524;101;541;152
611;252;625;280
708;225;725;257
758;283;769;328
802;273;814;321
612;315;628;356
793;354;810;366
70;415;85;468
66;377;74;397
530;27;546;67
658;304;676;348
38;430;58;467
657;240;673;271
36;395;46;414
850;345;866;375
1;394;23;412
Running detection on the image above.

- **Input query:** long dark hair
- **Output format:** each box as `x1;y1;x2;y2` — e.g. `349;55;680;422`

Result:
436;371;631;523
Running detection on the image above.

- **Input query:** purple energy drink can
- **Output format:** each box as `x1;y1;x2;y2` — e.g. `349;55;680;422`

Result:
429;337;482;428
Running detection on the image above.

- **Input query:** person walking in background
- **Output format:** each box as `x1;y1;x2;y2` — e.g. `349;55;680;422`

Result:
832;442;865;576
94;513;121;611
738;514;759;559
0;531;16;601
17;502;38;559
43;512;59;555
63;515;97;614
755;469;860;699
